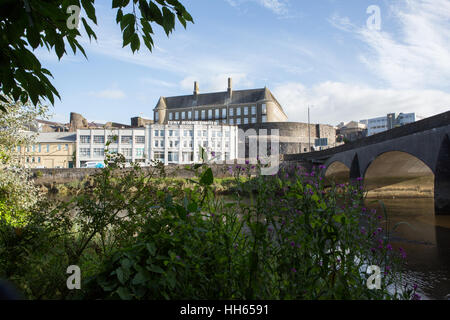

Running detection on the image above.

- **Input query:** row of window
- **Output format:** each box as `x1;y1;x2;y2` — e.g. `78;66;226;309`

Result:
17;144;69;153
153;140;230;149
162;104;267;121
154;130;231;138
80;135;145;144
153;151;231;162
79;148;145;158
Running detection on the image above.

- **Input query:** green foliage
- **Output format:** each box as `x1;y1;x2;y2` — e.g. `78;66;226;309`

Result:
0;150;419;300
0;0;193;109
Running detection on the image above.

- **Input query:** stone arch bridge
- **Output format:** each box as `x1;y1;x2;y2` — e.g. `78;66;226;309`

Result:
283;110;450;215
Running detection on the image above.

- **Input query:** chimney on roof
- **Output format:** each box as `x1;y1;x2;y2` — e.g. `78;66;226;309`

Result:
193;81;199;96
227;77;232;97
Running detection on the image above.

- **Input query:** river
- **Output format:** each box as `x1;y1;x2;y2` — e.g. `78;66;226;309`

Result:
365;198;450;300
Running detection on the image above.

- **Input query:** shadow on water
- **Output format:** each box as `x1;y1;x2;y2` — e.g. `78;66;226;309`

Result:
365;198;450;300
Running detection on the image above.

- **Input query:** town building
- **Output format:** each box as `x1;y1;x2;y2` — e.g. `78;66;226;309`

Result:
153;78;288;126
76;123;238;167
363;113;425;136
336;121;368;142
17;132;76;168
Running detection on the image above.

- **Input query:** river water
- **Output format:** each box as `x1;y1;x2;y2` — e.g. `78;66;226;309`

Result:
365;198;450;300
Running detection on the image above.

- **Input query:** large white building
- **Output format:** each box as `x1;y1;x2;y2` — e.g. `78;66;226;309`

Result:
363;113;424;136
76;122;239;167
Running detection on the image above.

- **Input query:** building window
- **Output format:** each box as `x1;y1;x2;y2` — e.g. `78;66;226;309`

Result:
38;144;41;152
188;111;192;119
215;109;219;118
222;119;226;124
237;108;241;116
183;140;187;148
58;144;61;151
203;130;207;137
262;104;267;114
217;141;221;148
217;131;222;137
47;144;50;152
17;146;21;152
160;130;165;137
154;140;159;147
222;108;227;118
201;110;206;120
93;148;104;157
244;118;249;124
169;113;173;121
203;141;208;148
225;141;229;148
230;118;234;125
80;148;90;157
80;135;91;144
93;135;105;144
230;108;234;116
38;157;41;163
175;112;179;120
155;112;159;122
154;130;159;137
251;117;257;123
195;110;199;120
262;115;267;123
225;131;230;137
236;118;241;125
121;136;132;144
109;148;118;154
168;152;179;162
135;136;145;144
208;109;212;120
153;152;164;162
182;112;186;120
65;144;69;151
251;105;256;115
244;106;249;116
107;135;118;143
121;148;132;157
135;148;145;157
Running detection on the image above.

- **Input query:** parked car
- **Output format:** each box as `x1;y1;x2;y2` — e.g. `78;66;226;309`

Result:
81;162;105;168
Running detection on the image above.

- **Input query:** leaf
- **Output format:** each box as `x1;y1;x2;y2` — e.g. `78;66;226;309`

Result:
148;264;164;274
116;286;132;300
200;168;214;186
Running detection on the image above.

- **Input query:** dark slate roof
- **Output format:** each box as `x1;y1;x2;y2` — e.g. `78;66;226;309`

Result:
155;88;284;112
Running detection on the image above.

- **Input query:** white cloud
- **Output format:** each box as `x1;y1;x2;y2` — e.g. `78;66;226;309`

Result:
90;89;126;100
273;81;450;125
330;0;450;90
225;0;289;16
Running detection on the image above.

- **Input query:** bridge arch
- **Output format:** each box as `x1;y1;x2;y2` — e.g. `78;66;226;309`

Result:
363;151;434;196
324;161;350;184
435;134;450;214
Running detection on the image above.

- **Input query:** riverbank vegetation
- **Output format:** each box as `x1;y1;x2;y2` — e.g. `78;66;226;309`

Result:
0;144;419;299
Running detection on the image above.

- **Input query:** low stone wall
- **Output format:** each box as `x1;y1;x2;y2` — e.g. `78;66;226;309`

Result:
31;163;240;185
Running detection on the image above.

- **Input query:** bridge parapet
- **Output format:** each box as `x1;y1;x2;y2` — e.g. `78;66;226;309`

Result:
283;110;450;162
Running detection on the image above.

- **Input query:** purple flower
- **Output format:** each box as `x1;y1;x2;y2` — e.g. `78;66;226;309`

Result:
377;215;382;220
370;248;376;253
357;177;363;181
413;283;418;291
291;268;297;273
412;293;421;300
377;227;383;233
211;151;216;157
176;255;181;260
360;227;367;235
386;244;393;250
290;241;295;247
319;165;326;169
245;160;250;165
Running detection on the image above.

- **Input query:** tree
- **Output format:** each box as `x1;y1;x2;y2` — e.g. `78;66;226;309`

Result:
0;0;193;111
0;95;48;224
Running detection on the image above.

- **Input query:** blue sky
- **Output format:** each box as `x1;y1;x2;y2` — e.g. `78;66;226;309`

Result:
36;0;450;126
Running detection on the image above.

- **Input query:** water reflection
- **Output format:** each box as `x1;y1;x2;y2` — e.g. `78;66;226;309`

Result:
365;198;450;300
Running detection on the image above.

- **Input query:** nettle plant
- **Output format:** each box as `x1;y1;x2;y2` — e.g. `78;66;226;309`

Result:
80;150;418;300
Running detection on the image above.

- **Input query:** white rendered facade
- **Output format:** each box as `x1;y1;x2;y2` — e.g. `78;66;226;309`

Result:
364;113;423;136
76;123;238;167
